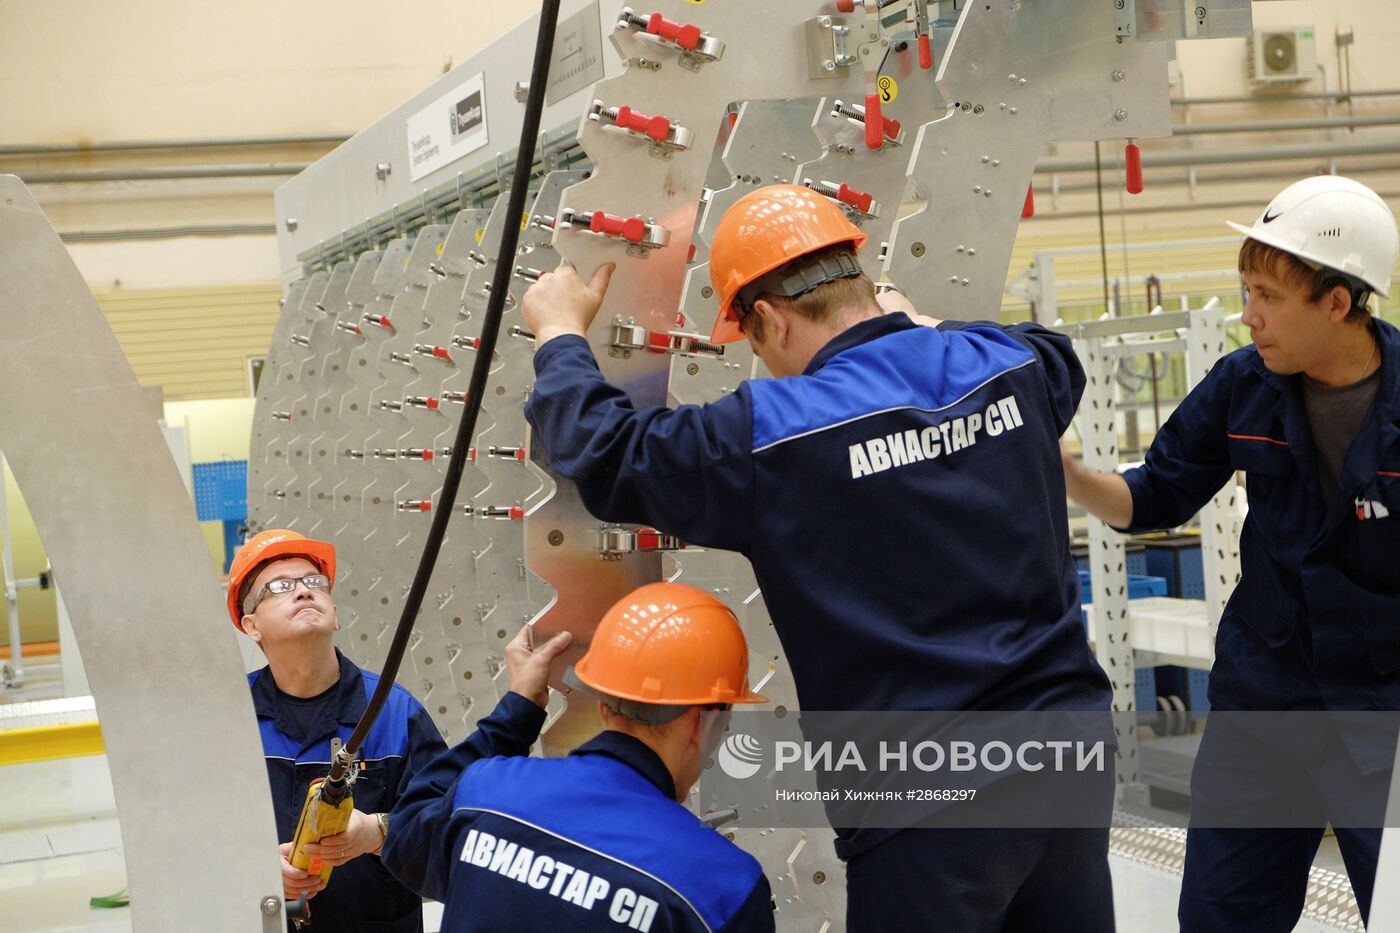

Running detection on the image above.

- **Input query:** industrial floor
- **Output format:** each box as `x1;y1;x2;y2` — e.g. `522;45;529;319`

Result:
0;666;1359;933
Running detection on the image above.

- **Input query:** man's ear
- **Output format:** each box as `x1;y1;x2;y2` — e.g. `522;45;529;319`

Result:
751;298;790;345
1326;283;1353;324
240;613;262;644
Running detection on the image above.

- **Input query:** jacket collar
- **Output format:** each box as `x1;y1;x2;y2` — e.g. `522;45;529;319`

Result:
803;312;916;376
571;731;678;801
250;649;365;738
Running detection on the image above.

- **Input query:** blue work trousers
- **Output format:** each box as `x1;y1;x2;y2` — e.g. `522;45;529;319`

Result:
845;827;1115;932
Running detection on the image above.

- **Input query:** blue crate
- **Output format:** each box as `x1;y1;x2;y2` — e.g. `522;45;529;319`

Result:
1077;570;1168;603
193;460;248;522
1142;536;1205;599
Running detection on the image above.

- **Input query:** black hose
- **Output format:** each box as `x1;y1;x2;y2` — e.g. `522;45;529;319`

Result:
325;0;564;789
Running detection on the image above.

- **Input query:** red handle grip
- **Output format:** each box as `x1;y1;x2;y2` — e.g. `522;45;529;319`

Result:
590;212;647;243
1125;142;1143;195
865;92;883;150
431;345;452;361
836;0;855;12
837;183;874;214
615;105;671;142
918;34;933;70
646;12;701;50
1022;183;1036;219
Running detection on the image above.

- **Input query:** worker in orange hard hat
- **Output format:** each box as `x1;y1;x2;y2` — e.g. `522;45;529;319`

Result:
229;529;446;932
382;582;776;932
519;181;1115;933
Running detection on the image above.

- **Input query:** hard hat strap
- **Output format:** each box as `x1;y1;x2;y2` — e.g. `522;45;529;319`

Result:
735;249;863;317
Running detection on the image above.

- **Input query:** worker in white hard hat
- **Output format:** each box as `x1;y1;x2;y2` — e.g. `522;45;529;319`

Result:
1062;175;1400;930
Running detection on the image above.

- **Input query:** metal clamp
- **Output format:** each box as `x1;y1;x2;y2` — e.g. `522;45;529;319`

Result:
398;499;433;512
363;313;395;333
335;321;364;337
290;333;311;349
559;208;669;254
485;445;527;462
617;8;725;64
475;505;525;521
414;343;455;364
831;99;904;147
598;526;685;560
805;15;859;77
479;282;517;307
589;100;694;156
610;319;724;359
803;178;881;219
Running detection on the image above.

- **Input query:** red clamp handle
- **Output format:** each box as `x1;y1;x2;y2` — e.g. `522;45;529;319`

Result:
1022;183;1036;219
366;314;394;332
431;345;453;362
420;450;434;461
589;211;647;244
426;397;440;410
508;507;525;521
1125;142;1144;195
416;501;432;512
918;34;933;70
615;105;671;142
646;12;701;50
837;183;874;214
637;529;674;549
836;0;855;12
864;92;884;150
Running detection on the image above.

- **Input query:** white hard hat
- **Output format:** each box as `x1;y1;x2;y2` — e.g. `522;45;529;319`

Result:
1227;175;1398;298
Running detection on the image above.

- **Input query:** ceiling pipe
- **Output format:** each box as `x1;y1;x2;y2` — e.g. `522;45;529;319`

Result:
0;135;349;157
1035;138;1400;174
17;164;308;184
1171;88;1400;106
58;224;276;242
1169;114;1400;135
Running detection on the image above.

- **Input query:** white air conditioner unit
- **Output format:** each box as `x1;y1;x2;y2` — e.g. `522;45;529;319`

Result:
1248;27;1317;85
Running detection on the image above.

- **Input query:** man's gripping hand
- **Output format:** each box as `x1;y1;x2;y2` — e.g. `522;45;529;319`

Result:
505;625;573;710
522;262;617;348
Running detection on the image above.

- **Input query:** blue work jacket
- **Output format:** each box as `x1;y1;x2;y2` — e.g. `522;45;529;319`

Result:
1122;319;1400;766
383;692;774;932
525;313;1109;719
251;650;446;931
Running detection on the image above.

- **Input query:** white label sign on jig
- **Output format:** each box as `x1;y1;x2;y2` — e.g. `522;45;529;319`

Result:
406;72;489;182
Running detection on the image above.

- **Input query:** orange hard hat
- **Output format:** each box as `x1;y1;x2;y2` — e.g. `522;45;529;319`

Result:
572;582;766;708
707;183;868;344
227;529;336;629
